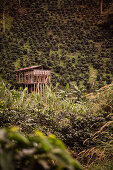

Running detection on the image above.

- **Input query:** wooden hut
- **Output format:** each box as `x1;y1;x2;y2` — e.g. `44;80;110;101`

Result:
15;65;51;93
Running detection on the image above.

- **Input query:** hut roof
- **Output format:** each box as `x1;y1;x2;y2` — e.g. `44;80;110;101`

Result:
15;65;42;72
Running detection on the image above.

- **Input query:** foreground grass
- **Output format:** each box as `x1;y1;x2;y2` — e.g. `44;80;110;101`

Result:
0;82;113;169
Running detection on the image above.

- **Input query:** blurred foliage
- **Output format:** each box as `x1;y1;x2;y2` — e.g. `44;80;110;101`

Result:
0;127;82;170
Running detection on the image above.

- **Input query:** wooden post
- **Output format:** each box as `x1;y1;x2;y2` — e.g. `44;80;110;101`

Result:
32;73;34;84
40;84;42;96
42;74;44;83
16;73;17;81
19;72;20;83
30;74;31;84
43;74;45;83
32;84;33;93
36;84;38;94
43;83;45;95
39;75;41;83
24;74;26;83
36;74;38;83
49;76;51;84
28;73;30;84
34;84;35;94
18;0;21;6
30;85;31;93
100;0;103;15
22;72;23;83
29;74;30;84
38;83;39;94
27;84;28;93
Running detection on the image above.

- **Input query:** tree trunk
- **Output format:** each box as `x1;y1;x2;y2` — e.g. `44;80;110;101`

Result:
19;0;20;6
101;0;103;15
3;10;5;33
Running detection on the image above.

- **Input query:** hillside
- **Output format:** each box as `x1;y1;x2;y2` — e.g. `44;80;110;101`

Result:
0;0;113;90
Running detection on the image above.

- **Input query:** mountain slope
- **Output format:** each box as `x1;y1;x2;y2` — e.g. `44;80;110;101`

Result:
0;0;113;90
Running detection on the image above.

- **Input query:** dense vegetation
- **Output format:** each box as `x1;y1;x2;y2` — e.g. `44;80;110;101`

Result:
0;0;113;89
0;127;82;170
0;82;113;169
0;0;113;169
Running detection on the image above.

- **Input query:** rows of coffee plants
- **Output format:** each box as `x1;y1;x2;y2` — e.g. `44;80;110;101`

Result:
0;0;113;90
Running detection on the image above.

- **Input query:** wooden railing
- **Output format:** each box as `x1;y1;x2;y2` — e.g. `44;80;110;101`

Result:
17;70;51;84
34;70;50;75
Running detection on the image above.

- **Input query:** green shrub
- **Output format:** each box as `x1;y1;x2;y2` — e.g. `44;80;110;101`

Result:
0;127;82;170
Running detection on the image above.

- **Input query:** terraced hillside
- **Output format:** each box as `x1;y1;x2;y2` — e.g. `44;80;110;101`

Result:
0;0;113;91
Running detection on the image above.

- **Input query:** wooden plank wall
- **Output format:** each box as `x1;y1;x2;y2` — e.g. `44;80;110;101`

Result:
16;69;51;94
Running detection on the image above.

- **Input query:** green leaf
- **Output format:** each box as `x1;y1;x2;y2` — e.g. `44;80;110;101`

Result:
65;83;69;92
48;134;66;150
33;131;52;152
8;131;29;146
